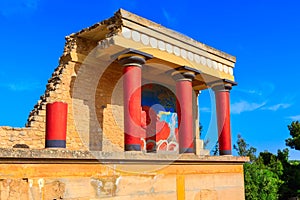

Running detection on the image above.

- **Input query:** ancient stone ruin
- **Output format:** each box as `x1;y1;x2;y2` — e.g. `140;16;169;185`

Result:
0;9;248;199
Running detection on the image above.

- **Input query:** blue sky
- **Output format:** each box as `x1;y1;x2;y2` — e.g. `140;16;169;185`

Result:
0;0;299;159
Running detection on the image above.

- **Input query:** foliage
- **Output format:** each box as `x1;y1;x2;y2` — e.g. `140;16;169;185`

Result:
244;160;283;200
281;121;300;199
286;121;300;150
235;124;300;200
233;134;257;161
259;151;284;177
234;135;283;200
277;149;300;200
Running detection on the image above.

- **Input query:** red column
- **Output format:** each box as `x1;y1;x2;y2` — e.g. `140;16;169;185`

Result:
45;102;68;148
119;55;146;151
214;84;232;155
174;72;195;153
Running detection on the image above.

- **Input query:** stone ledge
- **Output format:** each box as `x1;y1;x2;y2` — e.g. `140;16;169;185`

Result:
0;148;249;164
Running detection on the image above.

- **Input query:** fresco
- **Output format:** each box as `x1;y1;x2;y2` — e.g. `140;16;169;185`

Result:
140;84;179;152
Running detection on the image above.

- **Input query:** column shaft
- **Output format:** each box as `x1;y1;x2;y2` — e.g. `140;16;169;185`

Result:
176;79;194;153
118;50;152;151
45;102;68;148
123;65;142;151
215;89;232;155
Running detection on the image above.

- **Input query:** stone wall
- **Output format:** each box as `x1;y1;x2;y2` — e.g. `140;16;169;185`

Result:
25;36;98;150
0;149;247;200
0;127;42;149
0;164;245;200
95;62;124;152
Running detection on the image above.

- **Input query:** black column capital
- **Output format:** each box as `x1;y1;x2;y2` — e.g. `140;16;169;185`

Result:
209;79;237;92
172;71;196;82
170;66;201;82
118;55;146;67
116;48;153;67
212;83;232;92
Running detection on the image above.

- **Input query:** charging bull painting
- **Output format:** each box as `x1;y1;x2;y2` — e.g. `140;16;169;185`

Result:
141;84;179;152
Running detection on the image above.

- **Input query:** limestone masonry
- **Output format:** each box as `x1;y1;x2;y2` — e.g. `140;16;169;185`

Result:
0;9;248;199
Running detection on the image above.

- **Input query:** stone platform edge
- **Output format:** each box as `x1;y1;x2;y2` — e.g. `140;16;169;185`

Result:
0;148;250;164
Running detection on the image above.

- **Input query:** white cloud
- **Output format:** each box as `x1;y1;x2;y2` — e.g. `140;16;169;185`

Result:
0;81;42;91
247;89;263;96
262;103;291;111
231;99;292;115
235;88;263;96
200;107;211;113
161;8;176;26
288;115;300;121
0;0;40;17
162;8;170;21
235;82;275;98
231;100;266;114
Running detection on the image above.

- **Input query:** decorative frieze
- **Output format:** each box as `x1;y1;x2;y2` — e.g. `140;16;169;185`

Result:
121;27;234;76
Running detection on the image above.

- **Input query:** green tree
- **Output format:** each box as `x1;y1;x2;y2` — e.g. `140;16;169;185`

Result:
282;121;300;199
277;148;300;200
233;134;257;161
234;135;283;200
259;151;284;177
244;159;283;200
286;121;300;150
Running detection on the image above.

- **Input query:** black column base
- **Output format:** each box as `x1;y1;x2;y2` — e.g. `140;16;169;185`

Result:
125;144;141;151
45;140;66;148
179;148;194;153
219;150;232;155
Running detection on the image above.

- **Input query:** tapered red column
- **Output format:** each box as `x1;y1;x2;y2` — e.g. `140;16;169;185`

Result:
118;50;152;151
213;84;232;155
173;71;195;153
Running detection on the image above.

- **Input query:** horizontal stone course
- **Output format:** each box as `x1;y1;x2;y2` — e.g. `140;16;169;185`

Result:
0;148;249;163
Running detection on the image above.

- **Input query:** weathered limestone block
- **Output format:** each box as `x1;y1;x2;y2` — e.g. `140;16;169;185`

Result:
0;127;42;148
44;180;65;200
91;176;118;198
197;189;218;200
155;175;178;193
0;179;29;200
60;178;93;199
